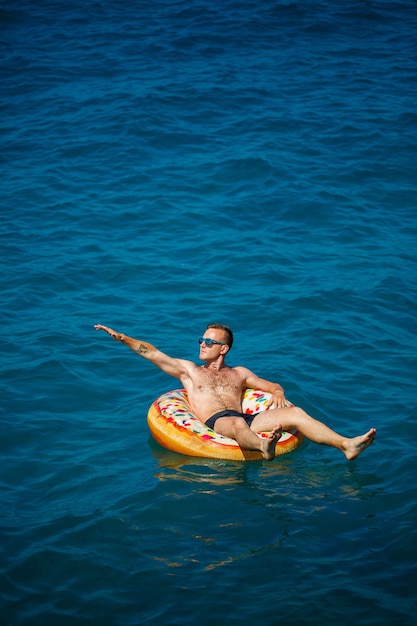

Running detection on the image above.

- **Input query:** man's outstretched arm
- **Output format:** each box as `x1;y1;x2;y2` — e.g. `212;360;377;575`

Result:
94;324;189;380
94;324;157;356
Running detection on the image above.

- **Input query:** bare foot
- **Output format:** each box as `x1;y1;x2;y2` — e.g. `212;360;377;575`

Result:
343;428;377;460
262;425;283;461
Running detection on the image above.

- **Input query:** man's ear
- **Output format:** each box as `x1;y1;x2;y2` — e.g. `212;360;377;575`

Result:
221;344;230;355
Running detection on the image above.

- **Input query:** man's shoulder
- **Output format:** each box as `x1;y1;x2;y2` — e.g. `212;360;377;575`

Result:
231;364;252;375
177;358;200;373
176;357;196;366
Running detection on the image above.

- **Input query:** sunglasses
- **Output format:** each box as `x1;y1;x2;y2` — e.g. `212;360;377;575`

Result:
198;337;225;347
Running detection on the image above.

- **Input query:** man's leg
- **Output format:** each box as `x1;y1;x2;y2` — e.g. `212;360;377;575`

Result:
213;415;283;461
250;407;376;460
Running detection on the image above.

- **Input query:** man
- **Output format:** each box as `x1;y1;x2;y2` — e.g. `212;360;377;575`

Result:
94;322;376;462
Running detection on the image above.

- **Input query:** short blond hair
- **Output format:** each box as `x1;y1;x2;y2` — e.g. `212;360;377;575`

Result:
206;323;234;349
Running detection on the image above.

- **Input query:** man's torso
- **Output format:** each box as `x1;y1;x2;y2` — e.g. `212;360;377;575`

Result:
182;363;246;423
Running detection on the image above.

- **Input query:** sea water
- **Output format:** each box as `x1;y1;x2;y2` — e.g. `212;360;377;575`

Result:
1;1;416;624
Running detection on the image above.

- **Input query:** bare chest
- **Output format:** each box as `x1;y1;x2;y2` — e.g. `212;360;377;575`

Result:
196;368;242;395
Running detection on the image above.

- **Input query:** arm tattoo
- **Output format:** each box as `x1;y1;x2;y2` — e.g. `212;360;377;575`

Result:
135;343;149;355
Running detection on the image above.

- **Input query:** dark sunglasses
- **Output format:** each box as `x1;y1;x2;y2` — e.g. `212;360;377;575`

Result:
198;337;225;347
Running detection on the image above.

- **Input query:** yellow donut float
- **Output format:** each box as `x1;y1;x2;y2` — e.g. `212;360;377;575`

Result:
147;388;304;461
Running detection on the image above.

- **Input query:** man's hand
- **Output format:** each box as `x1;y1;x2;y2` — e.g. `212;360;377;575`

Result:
267;388;288;410
94;324;124;342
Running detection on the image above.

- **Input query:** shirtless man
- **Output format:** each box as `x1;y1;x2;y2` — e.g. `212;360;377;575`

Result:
94;322;376;462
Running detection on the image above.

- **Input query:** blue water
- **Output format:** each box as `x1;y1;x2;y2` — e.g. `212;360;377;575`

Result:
2;0;417;624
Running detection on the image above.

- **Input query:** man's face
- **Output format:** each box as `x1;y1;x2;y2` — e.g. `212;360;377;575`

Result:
198;328;228;360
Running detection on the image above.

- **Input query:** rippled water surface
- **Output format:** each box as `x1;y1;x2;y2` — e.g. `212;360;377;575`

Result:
2;1;417;624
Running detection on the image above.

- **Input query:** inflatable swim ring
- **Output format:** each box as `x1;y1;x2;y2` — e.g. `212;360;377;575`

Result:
147;388;304;461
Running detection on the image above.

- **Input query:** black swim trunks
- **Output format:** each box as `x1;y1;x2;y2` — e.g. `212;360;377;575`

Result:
205;410;259;431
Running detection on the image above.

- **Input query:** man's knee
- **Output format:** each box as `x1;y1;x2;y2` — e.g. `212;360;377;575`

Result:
217;416;247;438
289;406;307;422
231;417;253;438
